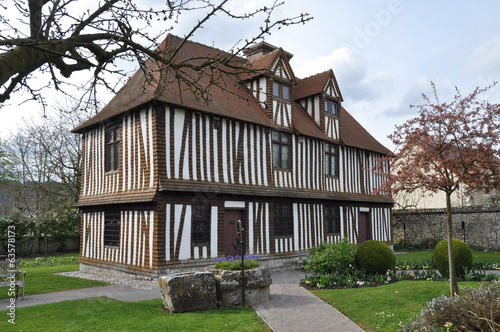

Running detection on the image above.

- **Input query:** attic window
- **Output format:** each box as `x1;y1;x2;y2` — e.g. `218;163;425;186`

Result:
325;99;338;117
273;82;290;101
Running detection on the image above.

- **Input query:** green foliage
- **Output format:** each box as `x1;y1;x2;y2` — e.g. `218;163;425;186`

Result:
41;207;80;239
355;240;395;275
394;238;439;251
400;283;500;331
0;217;36;255
19;255;78;268
395;257;433;271
305;238;357;275
305;269;370;289
0;211;80;255
304;239;397;288
213;255;259;270
433;239;473;278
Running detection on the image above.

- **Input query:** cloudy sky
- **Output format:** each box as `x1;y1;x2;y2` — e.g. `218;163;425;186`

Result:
2;0;500;151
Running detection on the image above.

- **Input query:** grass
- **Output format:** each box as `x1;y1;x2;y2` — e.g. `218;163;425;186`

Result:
0;297;271;331
312;280;480;331
395;249;500;266
0;253;107;299
472;250;500;265
2;250;496;331
1;252;270;331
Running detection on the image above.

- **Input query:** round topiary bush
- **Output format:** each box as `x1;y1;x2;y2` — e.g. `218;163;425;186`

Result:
355;240;395;275
433;239;473;278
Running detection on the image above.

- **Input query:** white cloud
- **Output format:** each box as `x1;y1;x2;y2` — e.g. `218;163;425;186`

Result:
467;34;500;76
295;46;393;102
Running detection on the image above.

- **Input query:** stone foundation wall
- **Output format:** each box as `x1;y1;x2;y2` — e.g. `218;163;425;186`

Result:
393;206;500;249
80;252;308;279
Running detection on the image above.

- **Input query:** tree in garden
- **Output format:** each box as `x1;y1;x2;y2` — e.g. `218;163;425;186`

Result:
376;82;500;296
7;104;90;254
0;138;17;184
0;0;310;110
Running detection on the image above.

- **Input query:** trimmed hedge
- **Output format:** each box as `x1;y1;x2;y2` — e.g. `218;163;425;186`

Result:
355;240;394;275
433;239;473;278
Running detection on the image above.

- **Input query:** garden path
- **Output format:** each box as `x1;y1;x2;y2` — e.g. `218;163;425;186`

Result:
0;269;364;331
255;270;363;332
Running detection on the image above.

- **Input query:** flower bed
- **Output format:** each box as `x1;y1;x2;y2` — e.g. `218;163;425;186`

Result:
302;240;499;290
213;254;259;270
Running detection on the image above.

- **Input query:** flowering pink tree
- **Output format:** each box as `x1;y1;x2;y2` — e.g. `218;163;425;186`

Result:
379;82;500;296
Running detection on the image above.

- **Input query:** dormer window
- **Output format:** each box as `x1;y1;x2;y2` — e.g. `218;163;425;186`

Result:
273;82;290;101
325;99;338;117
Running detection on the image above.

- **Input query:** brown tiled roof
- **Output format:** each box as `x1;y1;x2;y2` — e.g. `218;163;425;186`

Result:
73;34;391;155
294;70;331;100
73;34;275;132
249;49;279;70
293;102;329;140
244;48;288;80
340;106;391;155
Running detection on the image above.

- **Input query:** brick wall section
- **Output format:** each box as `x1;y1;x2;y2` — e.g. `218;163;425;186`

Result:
393;206;500;249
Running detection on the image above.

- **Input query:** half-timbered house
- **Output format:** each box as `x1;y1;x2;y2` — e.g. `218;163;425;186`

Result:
73;35;393;276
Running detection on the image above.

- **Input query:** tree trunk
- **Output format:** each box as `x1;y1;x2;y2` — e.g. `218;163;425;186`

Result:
446;191;459;296
31;222;41;255
0;42;75;89
44;235;48;257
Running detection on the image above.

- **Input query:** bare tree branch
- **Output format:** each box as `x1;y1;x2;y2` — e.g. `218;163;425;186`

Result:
0;0;311;109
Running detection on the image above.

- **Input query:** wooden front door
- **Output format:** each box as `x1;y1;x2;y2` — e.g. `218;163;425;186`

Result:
224;210;244;256
358;212;371;243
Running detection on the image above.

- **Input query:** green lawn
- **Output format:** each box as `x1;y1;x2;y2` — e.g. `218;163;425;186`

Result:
0;297;271;331
395;250;500;266
2;251;497;331
1;253;270;331
312;280;480;331
0;253;106;299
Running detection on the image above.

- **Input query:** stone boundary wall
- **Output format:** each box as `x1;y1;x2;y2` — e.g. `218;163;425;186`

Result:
2;236;80;256
393;206;500;249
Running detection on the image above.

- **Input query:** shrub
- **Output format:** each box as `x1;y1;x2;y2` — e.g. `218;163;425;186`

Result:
400;282;500;331
394;238;439;251
433;239;473;278
0;217;36;256
213;255;259;270
355;240;394;275
305;238;357;275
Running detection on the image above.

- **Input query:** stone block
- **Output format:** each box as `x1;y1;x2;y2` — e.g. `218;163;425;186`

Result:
159;272;217;313
211;266;272;307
